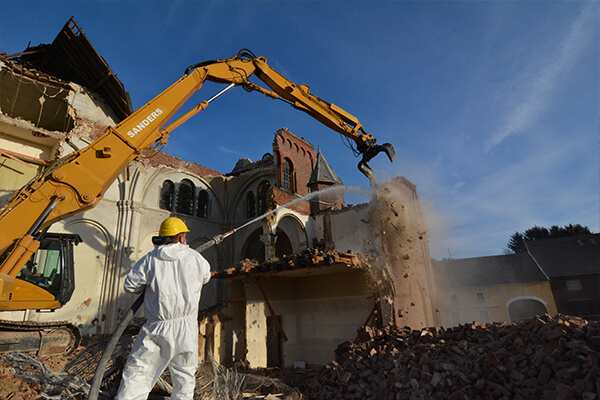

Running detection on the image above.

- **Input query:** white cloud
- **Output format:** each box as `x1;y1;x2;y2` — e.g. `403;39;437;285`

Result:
217;145;242;156
426;124;597;258
485;4;596;151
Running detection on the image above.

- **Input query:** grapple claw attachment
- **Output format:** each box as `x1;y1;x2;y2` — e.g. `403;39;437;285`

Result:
357;143;396;177
358;160;374;177
380;143;396;162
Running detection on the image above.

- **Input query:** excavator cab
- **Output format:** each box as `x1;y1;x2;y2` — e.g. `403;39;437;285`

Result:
1;233;81;311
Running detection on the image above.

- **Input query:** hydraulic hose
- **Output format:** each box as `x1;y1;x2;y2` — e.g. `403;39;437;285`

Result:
88;293;144;400
87;230;236;400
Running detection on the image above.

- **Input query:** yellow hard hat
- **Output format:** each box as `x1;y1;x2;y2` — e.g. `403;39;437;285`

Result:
159;217;190;237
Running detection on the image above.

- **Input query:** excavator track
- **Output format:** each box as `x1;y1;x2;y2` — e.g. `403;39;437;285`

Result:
0;319;81;356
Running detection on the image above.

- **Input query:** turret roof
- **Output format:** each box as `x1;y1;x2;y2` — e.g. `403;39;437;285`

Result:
308;147;342;185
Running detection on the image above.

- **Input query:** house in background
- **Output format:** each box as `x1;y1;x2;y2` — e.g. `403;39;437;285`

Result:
433;233;600;326
526;233;600;321
432;253;557;326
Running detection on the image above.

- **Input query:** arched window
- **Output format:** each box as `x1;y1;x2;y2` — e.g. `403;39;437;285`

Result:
176;179;195;215
275;229;293;258
246;191;256;218
282;158;293;192
159;180;175;211
508;299;548;323
257;181;270;215
242;228;265;264
197;190;209;218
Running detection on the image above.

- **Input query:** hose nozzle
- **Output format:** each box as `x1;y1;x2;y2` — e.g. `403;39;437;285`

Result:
196;229;236;253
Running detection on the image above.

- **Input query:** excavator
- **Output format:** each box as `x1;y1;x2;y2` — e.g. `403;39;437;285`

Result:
0;49;395;355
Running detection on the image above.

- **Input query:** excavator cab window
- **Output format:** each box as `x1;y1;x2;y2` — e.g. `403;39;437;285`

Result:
18;240;61;295
15;233;81;304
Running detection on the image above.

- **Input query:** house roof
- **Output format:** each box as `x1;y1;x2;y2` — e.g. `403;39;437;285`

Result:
525;233;600;278
308;147;342;185
7;17;132;121
432;253;548;288
139;150;222;177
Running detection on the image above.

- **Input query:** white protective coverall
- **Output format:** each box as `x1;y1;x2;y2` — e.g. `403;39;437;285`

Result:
115;242;211;400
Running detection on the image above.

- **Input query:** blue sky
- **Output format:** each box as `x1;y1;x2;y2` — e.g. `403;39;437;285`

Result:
1;1;598;259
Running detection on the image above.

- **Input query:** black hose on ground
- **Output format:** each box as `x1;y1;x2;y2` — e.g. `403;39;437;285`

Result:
87;292;144;400
87;235;227;400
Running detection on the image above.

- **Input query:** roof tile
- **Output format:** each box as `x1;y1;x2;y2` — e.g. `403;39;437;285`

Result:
432;253;547;287
526;233;600;277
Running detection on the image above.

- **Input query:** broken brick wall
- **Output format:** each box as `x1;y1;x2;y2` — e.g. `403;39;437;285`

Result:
269;186;311;215
367;177;439;329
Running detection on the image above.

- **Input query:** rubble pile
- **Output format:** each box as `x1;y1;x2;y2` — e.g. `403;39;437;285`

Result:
305;314;599;400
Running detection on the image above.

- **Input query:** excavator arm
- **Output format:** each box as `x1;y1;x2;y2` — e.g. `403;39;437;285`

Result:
0;49;395;310
196;49;395;176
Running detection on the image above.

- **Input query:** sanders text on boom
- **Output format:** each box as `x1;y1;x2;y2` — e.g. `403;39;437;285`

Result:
127;108;164;138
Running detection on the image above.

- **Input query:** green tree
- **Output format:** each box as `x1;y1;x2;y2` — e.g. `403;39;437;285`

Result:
558;224;591;236
507;231;526;253
507;224;592;253
524;225;550;241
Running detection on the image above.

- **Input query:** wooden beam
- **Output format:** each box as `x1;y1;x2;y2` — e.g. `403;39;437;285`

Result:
255;278;288;342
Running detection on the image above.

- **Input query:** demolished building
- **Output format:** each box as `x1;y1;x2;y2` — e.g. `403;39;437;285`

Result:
1;18;439;368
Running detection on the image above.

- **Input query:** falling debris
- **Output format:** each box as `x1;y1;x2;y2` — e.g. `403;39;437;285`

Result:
4;15;598;400
365;177;438;329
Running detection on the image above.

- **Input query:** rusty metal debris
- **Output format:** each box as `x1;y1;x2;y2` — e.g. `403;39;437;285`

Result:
1;351;90;399
0;335;302;400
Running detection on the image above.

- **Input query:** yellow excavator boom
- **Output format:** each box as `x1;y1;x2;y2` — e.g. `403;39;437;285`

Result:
0;49;395;311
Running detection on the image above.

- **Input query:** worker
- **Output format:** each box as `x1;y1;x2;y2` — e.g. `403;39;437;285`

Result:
115;217;211;400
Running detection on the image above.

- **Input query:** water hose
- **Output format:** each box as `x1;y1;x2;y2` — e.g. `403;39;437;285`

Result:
87;229;236;400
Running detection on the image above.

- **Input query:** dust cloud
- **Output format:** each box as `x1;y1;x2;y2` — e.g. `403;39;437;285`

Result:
362;177;440;329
